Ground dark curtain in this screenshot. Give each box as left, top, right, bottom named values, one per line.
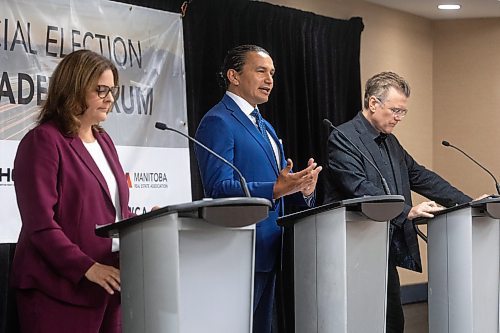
left=118, top=0, right=363, bottom=203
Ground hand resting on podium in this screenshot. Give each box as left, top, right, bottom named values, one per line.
left=407, top=201, right=443, bottom=220
left=472, top=194, right=496, bottom=201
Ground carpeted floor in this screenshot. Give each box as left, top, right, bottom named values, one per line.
left=404, top=302, right=428, bottom=333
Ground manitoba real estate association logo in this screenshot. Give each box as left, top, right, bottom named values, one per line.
left=126, top=171, right=168, bottom=189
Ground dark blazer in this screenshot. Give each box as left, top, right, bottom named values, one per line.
left=325, top=112, right=471, bottom=271
left=195, top=94, right=303, bottom=272
left=11, top=121, right=132, bottom=306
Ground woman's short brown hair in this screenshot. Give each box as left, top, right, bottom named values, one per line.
left=38, top=49, right=119, bottom=135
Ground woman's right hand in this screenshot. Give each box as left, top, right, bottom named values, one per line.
left=84, top=262, right=121, bottom=295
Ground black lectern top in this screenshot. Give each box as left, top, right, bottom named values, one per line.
left=96, top=197, right=272, bottom=238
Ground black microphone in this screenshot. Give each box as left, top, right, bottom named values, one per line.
left=442, top=140, right=500, bottom=195
left=323, top=119, right=391, bottom=195
left=155, top=122, right=251, bottom=197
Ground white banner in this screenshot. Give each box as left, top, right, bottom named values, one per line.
left=0, top=0, right=191, bottom=243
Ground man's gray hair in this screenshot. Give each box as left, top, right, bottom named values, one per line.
left=363, top=71, right=410, bottom=109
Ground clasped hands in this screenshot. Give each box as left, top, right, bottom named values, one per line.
left=273, top=158, right=322, bottom=199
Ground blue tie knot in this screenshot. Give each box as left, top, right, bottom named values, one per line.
left=251, top=109, right=267, bottom=137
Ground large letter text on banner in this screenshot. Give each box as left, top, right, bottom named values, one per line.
left=0, top=0, right=190, bottom=242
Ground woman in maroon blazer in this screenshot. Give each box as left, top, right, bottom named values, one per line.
left=11, top=50, right=133, bottom=333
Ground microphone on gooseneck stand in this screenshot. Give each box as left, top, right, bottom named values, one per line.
left=442, top=140, right=500, bottom=195
left=155, top=122, right=251, bottom=198
left=323, top=119, right=391, bottom=195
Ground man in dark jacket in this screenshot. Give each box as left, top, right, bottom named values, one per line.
left=325, top=71, right=472, bottom=333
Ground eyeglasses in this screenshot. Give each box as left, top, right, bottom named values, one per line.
left=374, top=97, right=408, bottom=118
left=96, top=85, right=120, bottom=99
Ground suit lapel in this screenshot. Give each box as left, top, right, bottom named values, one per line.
left=95, top=132, right=129, bottom=218
left=266, top=123, right=285, bottom=170
left=358, top=132, right=386, bottom=173
left=386, top=137, right=403, bottom=194
left=353, top=114, right=391, bottom=182
left=223, top=96, right=279, bottom=175
left=68, top=135, right=113, bottom=204
left=354, top=114, right=403, bottom=195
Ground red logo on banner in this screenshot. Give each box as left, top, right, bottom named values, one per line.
left=125, top=172, right=132, bottom=188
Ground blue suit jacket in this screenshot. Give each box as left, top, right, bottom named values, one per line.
left=195, top=94, right=288, bottom=272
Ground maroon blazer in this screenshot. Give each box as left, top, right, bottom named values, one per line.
left=11, top=121, right=133, bottom=306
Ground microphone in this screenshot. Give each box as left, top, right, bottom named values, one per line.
left=155, top=122, right=251, bottom=197
left=442, top=140, right=500, bottom=195
left=323, top=119, right=391, bottom=195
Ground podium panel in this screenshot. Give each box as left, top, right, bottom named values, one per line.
left=280, top=195, right=404, bottom=333
left=96, top=197, right=271, bottom=333
left=422, top=198, right=500, bottom=333
left=345, top=211, right=389, bottom=332
left=120, top=213, right=181, bottom=333
left=293, top=209, right=346, bottom=332
left=178, top=218, right=254, bottom=332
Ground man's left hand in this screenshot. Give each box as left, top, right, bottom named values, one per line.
left=300, top=158, right=322, bottom=197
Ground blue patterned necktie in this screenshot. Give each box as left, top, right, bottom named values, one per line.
left=250, top=108, right=268, bottom=138
left=251, top=108, right=280, bottom=170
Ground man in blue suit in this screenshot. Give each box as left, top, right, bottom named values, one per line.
left=195, top=45, right=322, bottom=333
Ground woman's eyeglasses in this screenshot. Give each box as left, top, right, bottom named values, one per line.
left=96, top=85, right=120, bottom=99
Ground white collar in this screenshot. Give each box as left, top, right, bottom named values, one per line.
left=226, top=91, right=257, bottom=116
